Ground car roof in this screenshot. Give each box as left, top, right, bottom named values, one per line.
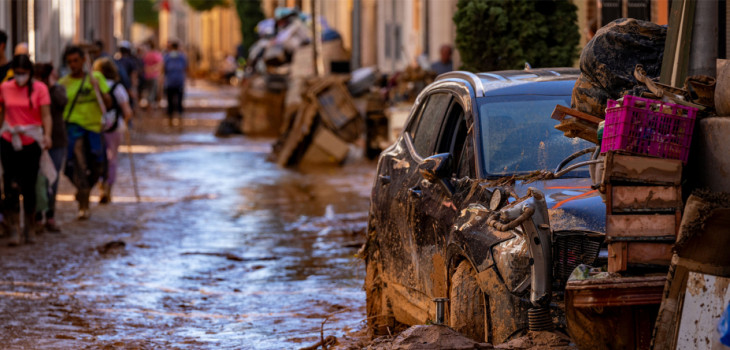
left=435, top=68, right=580, bottom=97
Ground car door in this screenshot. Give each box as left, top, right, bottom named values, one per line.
left=371, top=92, right=453, bottom=298
left=408, top=97, right=476, bottom=298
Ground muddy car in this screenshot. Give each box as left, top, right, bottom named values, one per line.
left=364, top=68, right=606, bottom=344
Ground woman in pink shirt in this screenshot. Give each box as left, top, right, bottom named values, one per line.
left=0, top=54, right=52, bottom=245
left=142, top=40, right=163, bottom=108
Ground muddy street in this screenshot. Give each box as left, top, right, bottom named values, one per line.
left=0, top=84, right=375, bottom=349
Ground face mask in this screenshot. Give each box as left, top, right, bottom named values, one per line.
left=14, top=74, right=29, bottom=87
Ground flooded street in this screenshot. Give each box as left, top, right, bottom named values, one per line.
left=0, top=84, right=375, bottom=349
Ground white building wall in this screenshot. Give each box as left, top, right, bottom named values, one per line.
left=373, top=0, right=458, bottom=73
left=426, top=0, right=459, bottom=69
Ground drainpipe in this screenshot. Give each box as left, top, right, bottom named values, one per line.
left=351, top=0, right=361, bottom=70
left=688, top=0, right=718, bottom=77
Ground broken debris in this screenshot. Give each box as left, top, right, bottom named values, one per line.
left=366, top=325, right=493, bottom=350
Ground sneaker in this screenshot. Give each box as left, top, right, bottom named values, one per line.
left=99, top=183, right=112, bottom=204
left=77, top=209, right=91, bottom=221
left=45, top=218, right=61, bottom=233
left=6, top=214, right=20, bottom=246
left=99, top=193, right=110, bottom=204
left=35, top=221, right=45, bottom=235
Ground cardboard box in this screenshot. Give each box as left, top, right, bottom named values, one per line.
left=301, top=126, right=350, bottom=164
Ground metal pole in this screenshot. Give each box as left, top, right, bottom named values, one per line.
left=124, top=122, right=141, bottom=203
left=688, top=0, right=718, bottom=77
left=351, top=0, right=361, bottom=70
left=313, top=0, right=324, bottom=75
left=311, top=0, right=318, bottom=76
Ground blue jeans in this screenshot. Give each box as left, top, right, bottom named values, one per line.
left=65, top=124, right=104, bottom=210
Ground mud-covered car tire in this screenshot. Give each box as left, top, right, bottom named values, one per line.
left=449, top=261, right=487, bottom=342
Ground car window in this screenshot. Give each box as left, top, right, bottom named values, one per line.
left=456, top=133, right=475, bottom=178
left=436, top=101, right=465, bottom=155
left=411, top=93, right=452, bottom=157
left=406, top=100, right=426, bottom=140
left=453, top=116, right=474, bottom=178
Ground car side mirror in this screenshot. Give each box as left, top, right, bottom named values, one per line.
left=419, top=153, right=455, bottom=196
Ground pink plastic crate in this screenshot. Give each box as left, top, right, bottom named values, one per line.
left=600, top=95, right=697, bottom=164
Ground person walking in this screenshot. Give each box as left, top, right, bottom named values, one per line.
left=93, top=58, right=132, bottom=204
left=114, top=41, right=138, bottom=106
left=58, top=45, right=111, bottom=220
left=33, top=63, right=67, bottom=232
left=0, top=54, right=52, bottom=245
left=142, top=40, right=163, bottom=109
left=430, top=44, right=454, bottom=76
left=163, top=41, right=187, bottom=124
left=0, top=31, right=11, bottom=82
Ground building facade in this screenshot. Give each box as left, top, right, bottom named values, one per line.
left=0, top=0, right=133, bottom=68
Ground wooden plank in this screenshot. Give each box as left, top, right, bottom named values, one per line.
left=659, top=0, right=696, bottom=87
left=607, top=214, right=677, bottom=237
left=609, top=242, right=674, bottom=272
left=610, top=186, right=682, bottom=212
left=555, top=118, right=599, bottom=144
left=608, top=242, right=627, bottom=273
left=627, top=242, right=674, bottom=265
left=566, top=276, right=665, bottom=307
left=603, top=152, right=682, bottom=185
left=550, top=105, right=603, bottom=124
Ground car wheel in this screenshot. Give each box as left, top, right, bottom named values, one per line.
left=449, top=260, right=487, bottom=342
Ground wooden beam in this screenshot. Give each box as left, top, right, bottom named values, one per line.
left=551, top=105, right=603, bottom=124
left=660, top=0, right=697, bottom=87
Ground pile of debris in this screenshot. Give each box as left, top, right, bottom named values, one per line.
left=215, top=8, right=439, bottom=166
left=550, top=15, right=730, bottom=350
left=270, top=75, right=364, bottom=166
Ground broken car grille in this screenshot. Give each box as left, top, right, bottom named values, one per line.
left=553, top=231, right=603, bottom=288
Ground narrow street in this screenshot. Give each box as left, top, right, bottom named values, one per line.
left=0, top=83, right=374, bottom=349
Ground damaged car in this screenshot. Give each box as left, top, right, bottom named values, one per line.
left=364, top=68, right=606, bottom=344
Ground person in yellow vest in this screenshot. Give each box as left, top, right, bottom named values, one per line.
left=58, top=45, right=111, bottom=220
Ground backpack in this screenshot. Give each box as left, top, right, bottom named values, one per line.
left=102, top=81, right=123, bottom=133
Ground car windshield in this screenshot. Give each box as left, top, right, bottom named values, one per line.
left=478, top=95, right=592, bottom=177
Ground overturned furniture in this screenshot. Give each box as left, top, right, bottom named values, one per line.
left=238, top=74, right=287, bottom=137
left=272, top=76, right=364, bottom=167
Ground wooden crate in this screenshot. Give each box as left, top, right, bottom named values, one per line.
left=566, top=276, right=665, bottom=350
left=609, top=185, right=682, bottom=213
left=603, top=152, right=682, bottom=186
left=606, top=214, right=679, bottom=238
left=608, top=241, right=674, bottom=273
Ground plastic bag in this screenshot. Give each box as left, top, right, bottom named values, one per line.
left=40, top=150, right=57, bottom=187
left=719, top=303, right=730, bottom=346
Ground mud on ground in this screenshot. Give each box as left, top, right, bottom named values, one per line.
left=0, top=107, right=375, bottom=349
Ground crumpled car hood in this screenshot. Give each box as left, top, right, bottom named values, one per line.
left=513, top=177, right=605, bottom=233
